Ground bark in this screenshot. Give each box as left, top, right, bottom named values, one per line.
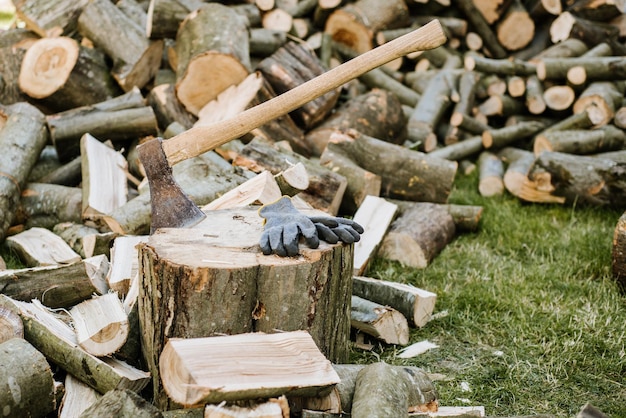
left=496, top=0, right=535, bottom=51
left=533, top=125, right=626, bottom=156
left=0, top=29, right=39, bottom=105
left=146, top=0, right=204, bottom=39
left=0, top=102, right=48, bottom=243
left=18, top=183, right=82, bottom=230
left=147, top=84, right=197, bottom=131
left=351, top=295, right=409, bottom=345
left=464, top=55, right=536, bottom=76
left=78, top=389, right=162, bottom=418
left=0, top=306, right=23, bottom=343
left=53, top=222, right=116, bottom=259
left=15, top=0, right=88, bottom=37
left=450, top=0, right=507, bottom=58
left=478, top=151, right=505, bottom=197
left=351, top=362, right=411, bottom=418
left=482, top=121, right=546, bottom=149
left=550, top=11, right=619, bottom=45
left=573, top=82, right=623, bottom=127
left=612, top=210, right=626, bottom=293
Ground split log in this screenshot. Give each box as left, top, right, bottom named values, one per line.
left=0, top=296, right=150, bottom=395
left=303, top=363, right=437, bottom=415
left=320, top=134, right=382, bottom=214
left=77, top=388, right=163, bottom=418
left=18, top=36, right=121, bottom=111
left=58, top=372, right=102, bottom=418
left=351, top=295, right=409, bottom=345
left=159, top=331, right=340, bottom=407
left=80, top=134, right=128, bottom=223
left=352, top=195, right=397, bottom=276
left=174, top=3, right=250, bottom=115
left=258, top=41, right=339, bottom=130
left=0, top=29, right=39, bottom=105
left=534, top=125, right=626, bottom=156
left=204, top=397, right=288, bottom=418
left=145, top=0, right=204, bottom=39
left=351, top=362, right=414, bottom=418
left=5, top=226, right=81, bottom=267
left=107, top=235, right=150, bottom=295
left=138, top=207, right=353, bottom=408
left=0, top=102, right=48, bottom=242
left=0, top=337, right=56, bottom=417
left=201, top=171, right=283, bottom=211
left=378, top=202, right=456, bottom=268
left=573, top=82, right=623, bottom=127
left=46, top=87, right=157, bottom=163
left=0, top=256, right=109, bottom=309
left=528, top=151, right=626, bottom=207
left=541, top=106, right=599, bottom=133
left=612, top=210, right=626, bottom=292
left=328, top=130, right=457, bottom=203
left=18, top=183, right=82, bottom=230
left=70, top=293, right=129, bottom=357
left=324, top=0, right=410, bottom=54
left=53, top=222, right=116, bottom=259
left=305, top=88, right=406, bottom=157
left=478, top=151, right=505, bottom=197
left=78, top=0, right=163, bottom=91
left=389, top=200, right=483, bottom=232
left=0, top=306, right=23, bottom=343
left=14, top=0, right=88, bottom=37
left=352, top=276, right=436, bottom=328
left=233, top=138, right=347, bottom=215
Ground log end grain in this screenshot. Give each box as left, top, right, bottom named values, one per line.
left=324, top=9, right=373, bottom=54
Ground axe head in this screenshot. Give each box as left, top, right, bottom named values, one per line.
left=137, top=137, right=206, bottom=234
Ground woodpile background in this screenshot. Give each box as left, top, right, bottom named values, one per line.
left=0, top=0, right=625, bottom=416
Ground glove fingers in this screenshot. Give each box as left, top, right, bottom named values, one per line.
left=269, top=227, right=287, bottom=257
left=283, top=223, right=300, bottom=257
left=316, top=223, right=339, bottom=244
left=335, top=225, right=361, bottom=243
left=337, top=218, right=364, bottom=234
left=308, top=216, right=339, bottom=228
left=259, top=231, right=272, bottom=255
left=299, top=220, right=320, bottom=249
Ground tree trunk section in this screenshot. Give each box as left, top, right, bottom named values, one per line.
left=351, top=362, right=411, bottom=418
left=14, top=0, right=89, bottom=37
left=174, top=3, right=250, bottom=115
left=138, top=207, right=353, bottom=409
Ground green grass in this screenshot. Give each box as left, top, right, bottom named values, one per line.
left=356, top=172, right=626, bottom=417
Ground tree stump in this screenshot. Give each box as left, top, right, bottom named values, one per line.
left=138, top=207, right=353, bottom=409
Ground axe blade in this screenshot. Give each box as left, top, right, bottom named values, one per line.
left=137, top=137, right=206, bottom=234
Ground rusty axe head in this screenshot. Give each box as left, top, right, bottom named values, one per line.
left=137, top=137, right=206, bottom=234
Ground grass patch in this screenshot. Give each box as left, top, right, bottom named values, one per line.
left=357, top=172, right=626, bottom=417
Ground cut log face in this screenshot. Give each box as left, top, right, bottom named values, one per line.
left=19, top=37, right=79, bottom=99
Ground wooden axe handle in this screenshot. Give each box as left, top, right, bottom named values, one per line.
left=163, top=20, right=447, bottom=166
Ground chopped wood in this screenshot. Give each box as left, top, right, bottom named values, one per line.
left=351, top=362, right=416, bottom=418
left=0, top=337, right=56, bottom=417
left=80, top=134, right=128, bottom=222
left=465, top=56, right=536, bottom=76
left=428, top=135, right=483, bottom=161
left=573, top=82, right=624, bottom=127
left=0, top=102, right=48, bottom=242
left=159, top=331, right=340, bottom=407
left=478, top=93, right=526, bottom=117
left=549, top=11, right=620, bottom=45
left=352, top=276, right=437, bottom=328
left=379, top=202, right=456, bottom=269
left=77, top=0, right=163, bottom=91
left=201, top=170, right=283, bottom=211
left=534, top=125, right=626, bottom=156
left=5, top=226, right=81, bottom=267
left=496, top=0, right=534, bottom=51
left=70, top=292, right=129, bottom=357
left=107, top=235, right=149, bottom=295
left=305, top=88, right=406, bottom=156
left=262, top=7, right=293, bottom=32
left=542, top=85, right=575, bottom=111
left=18, top=36, right=121, bottom=111
left=250, top=27, right=288, bottom=57
left=352, top=195, right=398, bottom=276
left=351, top=295, right=409, bottom=345
left=537, top=57, right=626, bottom=83
left=38, top=156, right=82, bottom=186
left=147, top=83, right=197, bottom=131
left=53, top=222, right=115, bottom=259
left=174, top=3, right=250, bottom=116
left=19, top=183, right=83, bottom=230
left=58, top=373, right=101, bottom=418
left=204, top=396, right=289, bottom=418
left=0, top=256, right=109, bottom=309
left=612, top=211, right=626, bottom=291
left=14, top=0, right=88, bottom=37
left=482, top=120, right=546, bottom=149
left=567, top=0, right=625, bottom=21
left=258, top=41, right=339, bottom=130
left=451, top=0, right=507, bottom=58
left=77, top=388, right=162, bottom=418
left=0, top=306, right=23, bottom=343
left=389, top=200, right=484, bottom=233
left=0, top=296, right=150, bottom=394
left=304, top=363, right=438, bottom=415
left=524, top=0, right=562, bottom=17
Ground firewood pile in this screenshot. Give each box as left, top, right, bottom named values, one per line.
left=0, top=0, right=625, bottom=416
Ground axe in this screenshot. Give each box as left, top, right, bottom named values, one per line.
left=137, top=20, right=447, bottom=233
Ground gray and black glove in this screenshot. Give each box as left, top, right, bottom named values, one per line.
left=258, top=196, right=319, bottom=257
left=309, top=216, right=364, bottom=244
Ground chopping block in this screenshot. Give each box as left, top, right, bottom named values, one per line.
left=137, top=206, right=353, bottom=409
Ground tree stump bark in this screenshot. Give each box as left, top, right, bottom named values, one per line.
left=174, top=3, right=250, bottom=116
left=138, top=207, right=353, bottom=409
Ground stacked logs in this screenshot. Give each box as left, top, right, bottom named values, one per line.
left=1, top=0, right=626, bottom=415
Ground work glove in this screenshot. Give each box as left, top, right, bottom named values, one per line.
left=309, top=216, right=364, bottom=244
left=259, top=196, right=320, bottom=257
